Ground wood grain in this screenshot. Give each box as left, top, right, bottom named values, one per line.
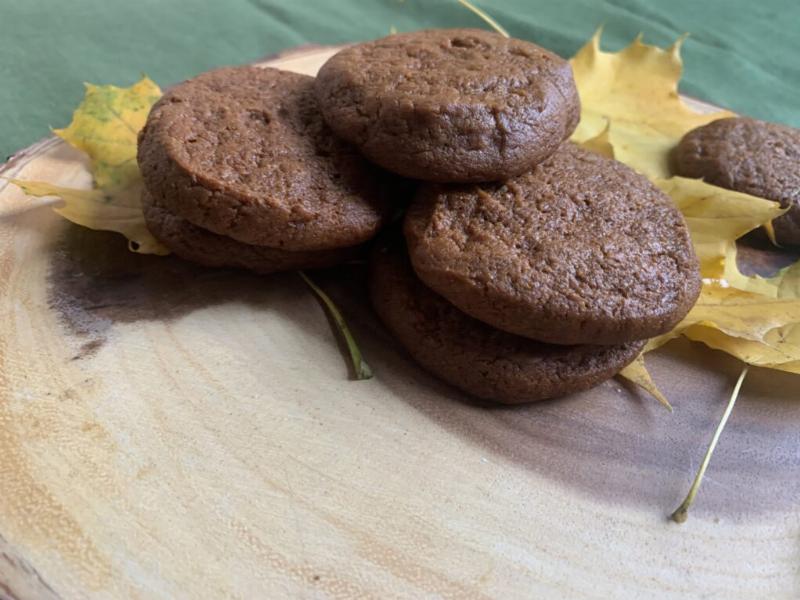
left=0, top=46, right=798, bottom=599
left=0, top=534, right=60, bottom=600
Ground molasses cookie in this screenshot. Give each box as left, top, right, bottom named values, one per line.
left=370, top=240, right=644, bottom=404
left=138, top=66, right=391, bottom=251
left=315, top=29, right=580, bottom=182
left=674, top=117, right=800, bottom=246
left=141, top=191, right=357, bottom=273
left=405, top=143, right=701, bottom=345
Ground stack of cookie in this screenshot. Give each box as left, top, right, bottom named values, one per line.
left=138, top=67, right=392, bottom=273
left=314, top=29, right=701, bottom=403
left=138, top=29, right=702, bottom=404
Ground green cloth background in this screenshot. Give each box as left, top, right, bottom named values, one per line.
left=2, top=0, right=798, bottom=159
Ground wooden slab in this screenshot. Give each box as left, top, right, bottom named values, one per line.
left=0, top=46, right=799, bottom=599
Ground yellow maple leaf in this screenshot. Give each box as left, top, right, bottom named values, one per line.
left=54, top=78, right=161, bottom=189
left=673, top=287, right=800, bottom=372
left=618, top=354, right=672, bottom=410
left=624, top=283, right=800, bottom=402
left=684, top=325, right=800, bottom=374
left=9, top=77, right=167, bottom=255
left=668, top=285, right=800, bottom=342
left=8, top=180, right=166, bottom=255
left=656, top=177, right=786, bottom=279
left=775, top=262, right=800, bottom=299
left=570, top=30, right=735, bottom=179
left=763, top=323, right=800, bottom=373
left=578, top=121, right=614, bottom=159
left=570, top=32, right=800, bottom=401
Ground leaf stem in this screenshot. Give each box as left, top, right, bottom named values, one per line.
left=298, top=271, right=373, bottom=381
left=456, top=0, right=510, bottom=38
left=670, top=365, right=749, bottom=523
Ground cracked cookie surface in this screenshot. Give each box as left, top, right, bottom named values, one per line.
left=315, top=29, right=580, bottom=182
left=404, top=143, right=701, bottom=345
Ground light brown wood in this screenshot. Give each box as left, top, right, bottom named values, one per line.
left=0, top=46, right=798, bottom=599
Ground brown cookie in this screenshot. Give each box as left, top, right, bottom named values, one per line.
left=405, top=143, right=701, bottom=346
left=142, top=191, right=358, bottom=273
left=138, top=66, right=391, bottom=251
left=673, top=117, right=800, bottom=247
left=314, top=29, right=580, bottom=182
left=370, top=239, right=644, bottom=404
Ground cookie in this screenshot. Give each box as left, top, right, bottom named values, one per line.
left=673, top=117, right=800, bottom=246
left=142, top=191, right=357, bottom=273
left=370, top=240, right=644, bottom=404
left=405, top=143, right=701, bottom=345
left=138, top=66, right=391, bottom=251
left=314, top=29, right=580, bottom=182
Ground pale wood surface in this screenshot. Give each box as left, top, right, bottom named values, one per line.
left=0, top=46, right=798, bottom=600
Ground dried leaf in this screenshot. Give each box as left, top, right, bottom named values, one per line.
left=656, top=177, right=786, bottom=280
left=10, top=77, right=165, bottom=254
left=53, top=78, right=162, bottom=189
left=8, top=180, right=167, bottom=255
left=570, top=30, right=735, bottom=179
left=776, top=262, right=800, bottom=299
left=680, top=286, right=800, bottom=340
left=579, top=121, right=614, bottom=159
left=762, top=322, right=800, bottom=373
left=618, top=354, right=672, bottom=410
left=643, top=285, right=800, bottom=374
left=684, top=324, right=800, bottom=373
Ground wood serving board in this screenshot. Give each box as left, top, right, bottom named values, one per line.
left=0, top=46, right=799, bottom=600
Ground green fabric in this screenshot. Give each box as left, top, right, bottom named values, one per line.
left=2, top=0, right=798, bottom=159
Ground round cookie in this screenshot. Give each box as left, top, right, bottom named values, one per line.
left=404, top=143, right=701, bottom=346
left=314, top=29, right=580, bottom=182
left=370, top=240, right=645, bottom=404
left=142, top=191, right=358, bottom=274
left=138, top=66, right=391, bottom=251
left=673, top=117, right=800, bottom=247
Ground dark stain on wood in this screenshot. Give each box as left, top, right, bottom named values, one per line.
left=46, top=223, right=800, bottom=521
left=70, top=339, right=104, bottom=361
left=317, top=266, right=800, bottom=522
left=47, top=224, right=297, bottom=358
